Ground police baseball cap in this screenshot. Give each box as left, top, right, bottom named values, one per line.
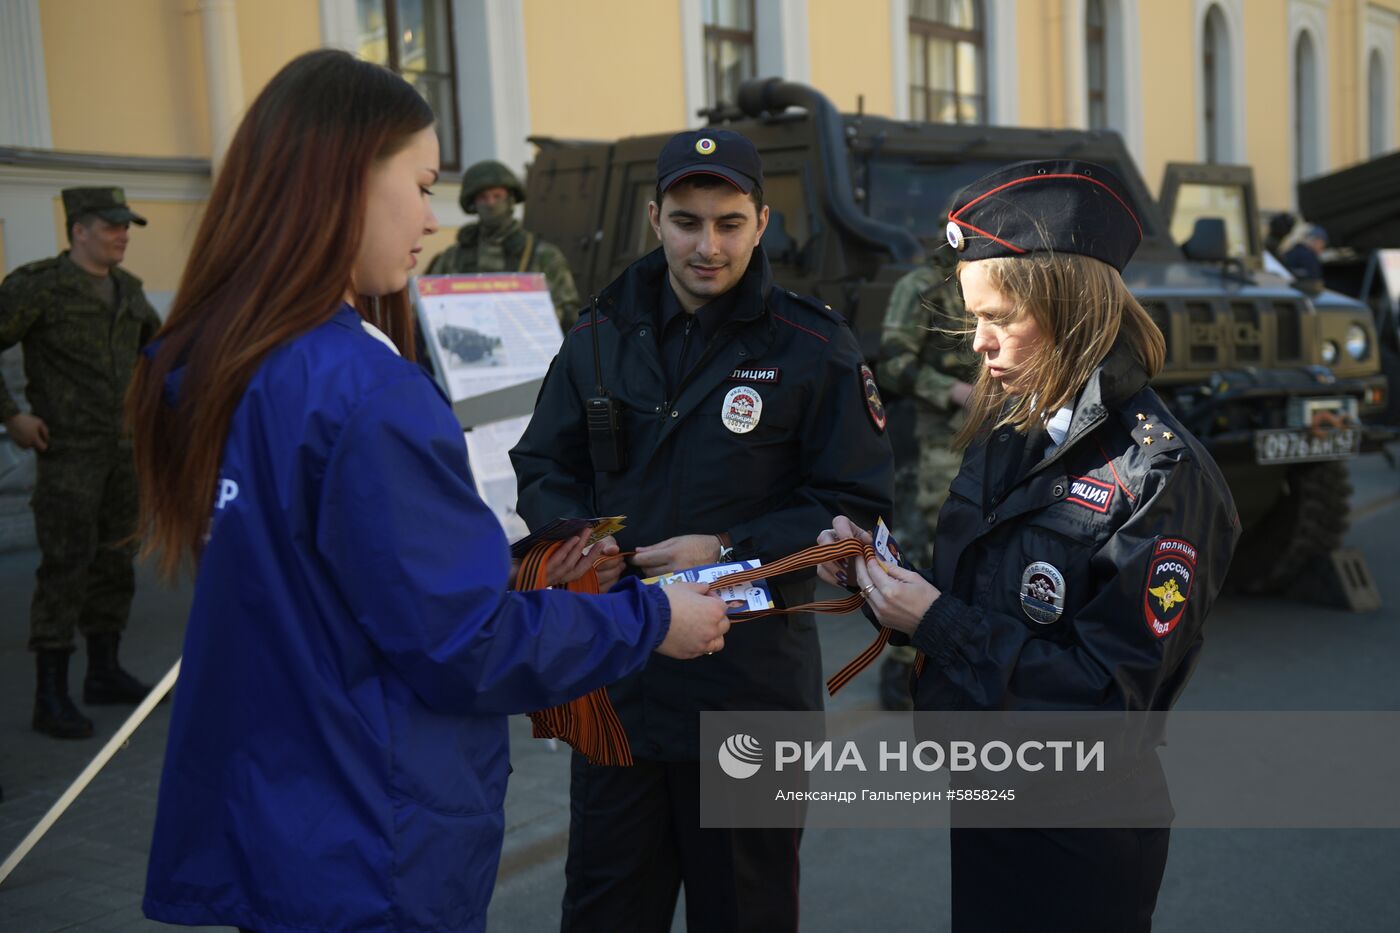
left=944, top=160, right=1142, bottom=272
left=656, top=129, right=764, bottom=195
left=61, top=187, right=148, bottom=227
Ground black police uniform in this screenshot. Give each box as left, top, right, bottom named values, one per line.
left=910, top=344, right=1237, bottom=932
left=511, top=244, right=893, bottom=932
left=892, top=161, right=1240, bottom=933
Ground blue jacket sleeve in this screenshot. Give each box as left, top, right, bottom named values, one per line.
left=315, top=372, right=670, bottom=716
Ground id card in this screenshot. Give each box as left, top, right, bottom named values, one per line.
left=643, top=560, right=775, bottom=616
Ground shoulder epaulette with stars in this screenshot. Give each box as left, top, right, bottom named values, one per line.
left=1124, top=409, right=1184, bottom=453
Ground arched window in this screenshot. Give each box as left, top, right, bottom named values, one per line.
left=1370, top=48, right=1389, bottom=158
left=1086, top=0, right=1108, bottom=129
left=1294, top=30, right=1320, bottom=181
left=1202, top=5, right=1230, bottom=163
left=909, top=0, right=986, bottom=124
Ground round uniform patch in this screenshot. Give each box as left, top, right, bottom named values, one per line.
left=1143, top=538, right=1196, bottom=638
left=1020, top=561, right=1066, bottom=625
left=695, top=137, right=717, bottom=155
left=946, top=220, right=966, bottom=250
left=722, top=385, right=763, bottom=434
left=860, top=363, right=887, bottom=433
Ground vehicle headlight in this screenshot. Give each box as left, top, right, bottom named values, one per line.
left=1345, top=324, right=1369, bottom=361
left=1321, top=339, right=1339, bottom=366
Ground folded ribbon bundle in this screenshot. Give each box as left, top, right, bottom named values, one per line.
left=517, top=537, right=898, bottom=766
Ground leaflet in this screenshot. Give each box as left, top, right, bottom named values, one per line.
left=873, top=517, right=911, bottom=572
left=509, top=515, right=627, bottom=559
left=643, top=560, right=775, bottom=616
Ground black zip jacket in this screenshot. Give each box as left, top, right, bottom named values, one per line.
left=512, top=246, right=894, bottom=759
left=909, top=342, right=1240, bottom=713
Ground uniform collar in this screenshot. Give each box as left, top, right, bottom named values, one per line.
left=1063, top=339, right=1149, bottom=438
left=658, top=275, right=742, bottom=344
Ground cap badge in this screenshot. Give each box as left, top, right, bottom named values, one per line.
left=946, top=220, right=966, bottom=251
left=721, top=385, right=762, bottom=434
left=695, top=137, right=717, bottom=156
left=112, top=189, right=125, bottom=205
left=1020, top=561, right=1066, bottom=624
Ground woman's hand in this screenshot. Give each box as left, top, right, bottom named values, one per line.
left=815, top=515, right=872, bottom=588
left=853, top=554, right=941, bottom=635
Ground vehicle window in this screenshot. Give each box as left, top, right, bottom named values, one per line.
left=866, top=159, right=1008, bottom=239
left=1169, top=182, right=1251, bottom=260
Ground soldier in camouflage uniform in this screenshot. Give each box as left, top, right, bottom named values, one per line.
left=0, top=187, right=161, bottom=738
left=875, top=244, right=978, bottom=710
left=426, top=160, right=581, bottom=330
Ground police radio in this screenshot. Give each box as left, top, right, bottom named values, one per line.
left=585, top=297, right=627, bottom=472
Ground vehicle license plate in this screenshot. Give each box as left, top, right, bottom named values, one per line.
left=1253, top=427, right=1360, bottom=464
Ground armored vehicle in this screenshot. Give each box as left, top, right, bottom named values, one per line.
left=524, top=78, right=1389, bottom=595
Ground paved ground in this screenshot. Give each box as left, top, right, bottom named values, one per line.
left=1, top=451, right=1398, bottom=931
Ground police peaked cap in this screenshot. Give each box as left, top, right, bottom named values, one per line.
left=944, top=159, right=1143, bottom=272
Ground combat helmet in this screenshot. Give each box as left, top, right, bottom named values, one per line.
left=460, top=160, right=525, bottom=213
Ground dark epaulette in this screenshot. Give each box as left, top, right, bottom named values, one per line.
left=783, top=289, right=845, bottom=324
left=1118, top=405, right=1187, bottom=456
left=568, top=300, right=610, bottom=336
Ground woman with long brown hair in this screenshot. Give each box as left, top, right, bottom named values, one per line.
left=819, top=160, right=1240, bottom=931
left=131, top=49, right=728, bottom=932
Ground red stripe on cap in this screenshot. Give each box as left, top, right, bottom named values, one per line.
left=953, top=172, right=1144, bottom=239
left=953, top=220, right=1028, bottom=254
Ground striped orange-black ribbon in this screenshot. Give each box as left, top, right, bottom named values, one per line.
left=519, top=540, right=637, bottom=767
left=519, top=537, right=907, bottom=767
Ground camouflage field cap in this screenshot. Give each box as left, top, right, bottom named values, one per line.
left=61, top=187, right=148, bottom=227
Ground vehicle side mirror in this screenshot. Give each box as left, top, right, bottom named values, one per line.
left=1182, top=217, right=1229, bottom=262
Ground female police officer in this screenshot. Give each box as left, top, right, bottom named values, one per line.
left=820, top=159, right=1240, bottom=932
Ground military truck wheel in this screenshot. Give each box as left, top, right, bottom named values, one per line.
left=1229, top=462, right=1351, bottom=594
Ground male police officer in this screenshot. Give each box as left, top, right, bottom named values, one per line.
left=512, top=129, right=893, bottom=932
left=0, top=187, right=161, bottom=738
left=426, top=159, right=581, bottom=329
left=875, top=243, right=977, bottom=709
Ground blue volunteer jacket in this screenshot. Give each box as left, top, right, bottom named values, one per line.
left=143, top=305, right=670, bottom=932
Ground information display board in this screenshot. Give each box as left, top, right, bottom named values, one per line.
left=412, top=274, right=564, bottom=540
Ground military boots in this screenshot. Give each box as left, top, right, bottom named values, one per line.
left=83, top=634, right=153, bottom=705
left=33, top=650, right=95, bottom=739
